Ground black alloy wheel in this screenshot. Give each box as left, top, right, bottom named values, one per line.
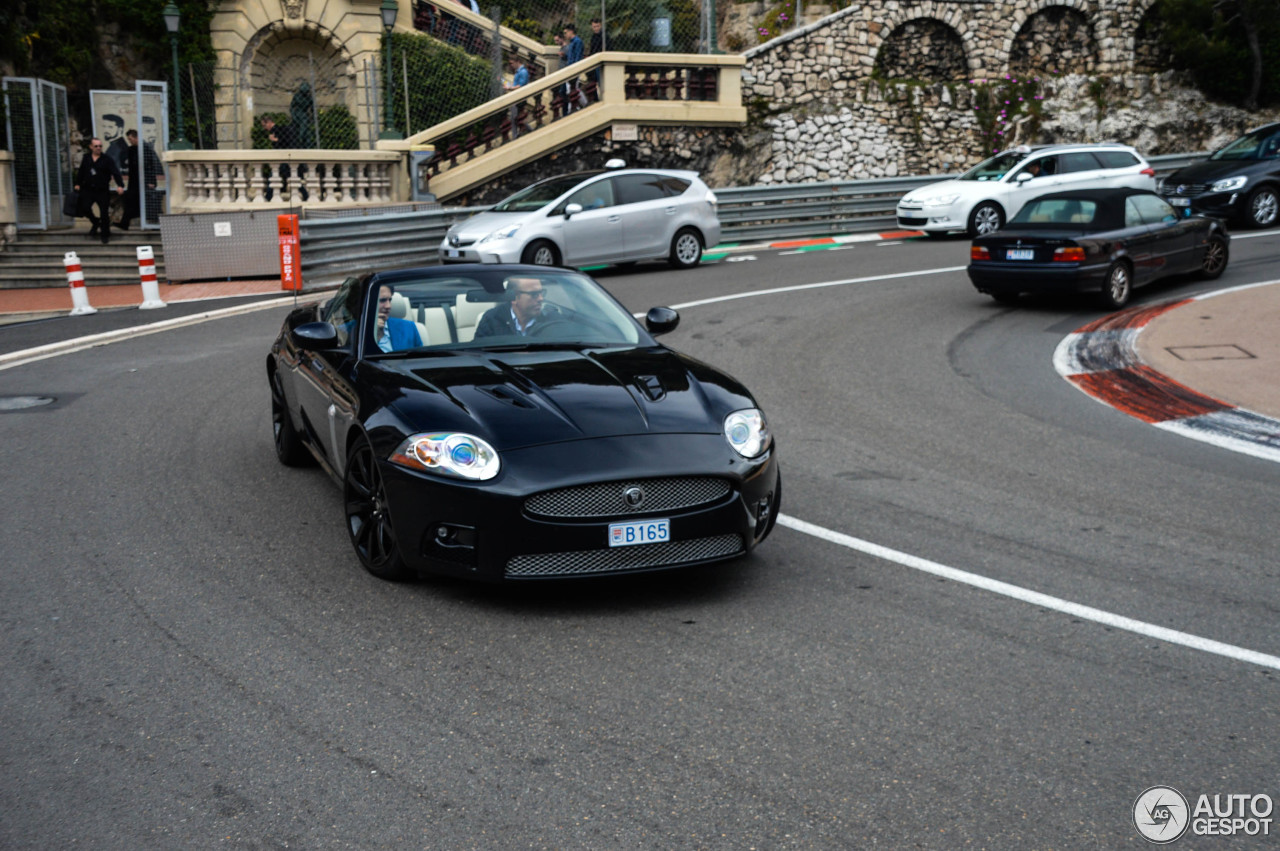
left=521, top=239, right=561, bottom=266
left=344, top=440, right=412, bottom=581
left=1198, top=235, right=1229, bottom=279
left=967, top=202, right=1004, bottom=237
left=1246, top=185, right=1278, bottom=228
left=1099, top=260, right=1132, bottom=310
left=271, top=371, right=313, bottom=467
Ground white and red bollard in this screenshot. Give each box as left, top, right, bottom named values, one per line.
left=65, top=251, right=97, bottom=316
left=137, top=245, right=166, bottom=310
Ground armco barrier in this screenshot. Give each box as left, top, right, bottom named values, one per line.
left=297, top=152, right=1208, bottom=285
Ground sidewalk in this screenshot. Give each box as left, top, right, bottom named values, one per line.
left=0, top=279, right=288, bottom=325
left=1137, top=281, right=1280, bottom=422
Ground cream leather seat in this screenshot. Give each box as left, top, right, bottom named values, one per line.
left=453, top=295, right=497, bottom=342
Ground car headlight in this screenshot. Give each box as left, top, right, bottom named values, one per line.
left=1210, top=175, right=1248, bottom=193
left=479, top=224, right=521, bottom=244
left=723, top=409, right=771, bottom=459
left=389, top=432, right=500, bottom=480
left=918, top=194, right=960, bottom=207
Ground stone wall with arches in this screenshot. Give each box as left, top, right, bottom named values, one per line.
left=730, top=0, right=1240, bottom=184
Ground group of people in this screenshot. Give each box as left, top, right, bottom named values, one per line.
left=551, top=20, right=603, bottom=111
left=74, top=128, right=162, bottom=244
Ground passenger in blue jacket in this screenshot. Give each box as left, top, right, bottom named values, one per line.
left=374, top=285, right=424, bottom=352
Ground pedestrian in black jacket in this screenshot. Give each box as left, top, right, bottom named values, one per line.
left=120, top=129, right=162, bottom=230
left=74, top=138, right=125, bottom=243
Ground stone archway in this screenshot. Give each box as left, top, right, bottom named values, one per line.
left=1008, top=5, right=1098, bottom=75
left=242, top=26, right=363, bottom=148
left=1132, top=3, right=1174, bottom=73
left=873, top=18, right=969, bottom=81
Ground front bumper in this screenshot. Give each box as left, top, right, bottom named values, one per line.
left=896, top=202, right=966, bottom=232
left=1160, top=190, right=1242, bottom=221
left=967, top=261, right=1110, bottom=295
left=379, top=433, right=780, bottom=581
left=439, top=240, right=522, bottom=265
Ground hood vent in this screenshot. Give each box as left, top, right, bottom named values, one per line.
left=478, top=384, right=537, bottom=409
left=634, top=375, right=666, bottom=402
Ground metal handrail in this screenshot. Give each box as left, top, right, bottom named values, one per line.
left=299, top=152, right=1209, bottom=284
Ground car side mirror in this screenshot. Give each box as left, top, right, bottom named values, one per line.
left=564, top=202, right=583, bottom=219
left=645, top=306, right=679, bottom=336
left=1015, top=172, right=1033, bottom=182
left=290, top=321, right=340, bottom=351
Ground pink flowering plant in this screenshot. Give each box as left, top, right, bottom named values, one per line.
left=969, top=72, right=1054, bottom=152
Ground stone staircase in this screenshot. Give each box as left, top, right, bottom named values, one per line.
left=0, top=224, right=167, bottom=290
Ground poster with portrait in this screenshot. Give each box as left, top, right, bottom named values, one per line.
left=89, top=88, right=167, bottom=187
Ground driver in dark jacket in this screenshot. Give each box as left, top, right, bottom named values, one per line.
left=475, top=276, right=546, bottom=337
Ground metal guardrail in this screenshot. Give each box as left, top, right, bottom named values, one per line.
left=713, top=152, right=1208, bottom=242
left=298, top=152, right=1209, bottom=284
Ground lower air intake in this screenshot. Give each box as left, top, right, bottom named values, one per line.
left=505, top=534, right=743, bottom=578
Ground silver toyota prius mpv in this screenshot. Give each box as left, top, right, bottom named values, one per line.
left=440, top=161, right=721, bottom=270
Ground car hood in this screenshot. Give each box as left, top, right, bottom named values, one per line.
left=1163, top=158, right=1264, bottom=185
left=900, top=178, right=989, bottom=203
left=446, top=210, right=535, bottom=241
left=371, top=347, right=751, bottom=451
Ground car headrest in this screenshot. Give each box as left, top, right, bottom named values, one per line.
left=390, top=292, right=411, bottom=319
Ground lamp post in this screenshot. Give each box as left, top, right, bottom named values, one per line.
left=163, top=2, right=193, bottom=150
left=379, top=0, right=402, bottom=140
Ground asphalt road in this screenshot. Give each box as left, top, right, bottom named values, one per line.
left=2, top=232, right=1278, bottom=848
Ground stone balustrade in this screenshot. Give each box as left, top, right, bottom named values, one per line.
left=163, top=150, right=406, bottom=213
left=387, top=53, right=746, bottom=201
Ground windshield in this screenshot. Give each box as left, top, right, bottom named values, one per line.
left=959, top=151, right=1026, bottom=182
left=364, top=268, right=643, bottom=356
left=1210, top=127, right=1280, bottom=161
left=491, top=173, right=604, bottom=212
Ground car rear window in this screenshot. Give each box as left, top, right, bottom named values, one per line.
left=1057, top=152, right=1103, bottom=173
left=613, top=174, right=669, bottom=205
left=1010, top=198, right=1099, bottom=226
left=1094, top=150, right=1140, bottom=169
left=659, top=176, right=691, bottom=195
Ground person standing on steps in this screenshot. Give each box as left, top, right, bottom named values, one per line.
left=74, top=138, right=126, bottom=244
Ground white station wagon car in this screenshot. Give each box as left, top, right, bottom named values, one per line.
left=440, top=162, right=721, bottom=270
left=896, top=144, right=1157, bottom=237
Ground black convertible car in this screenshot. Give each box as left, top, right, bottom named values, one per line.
left=267, top=264, right=780, bottom=582
left=967, top=188, right=1230, bottom=309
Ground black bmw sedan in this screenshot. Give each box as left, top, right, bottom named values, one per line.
left=966, top=188, right=1229, bottom=309
left=267, top=265, right=780, bottom=582
left=1159, top=122, right=1280, bottom=229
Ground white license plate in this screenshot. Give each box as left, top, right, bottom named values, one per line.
left=1006, top=248, right=1035, bottom=260
left=609, top=518, right=670, bottom=547
left=445, top=248, right=462, bottom=258
left=1169, top=197, right=1190, bottom=206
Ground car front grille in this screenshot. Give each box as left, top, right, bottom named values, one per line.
left=1163, top=183, right=1209, bottom=197
left=524, top=477, right=731, bottom=519
left=505, top=534, right=744, bottom=578
left=898, top=216, right=927, bottom=226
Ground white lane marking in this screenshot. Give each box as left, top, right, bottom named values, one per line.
left=878, top=241, right=903, bottom=246
left=779, top=514, right=1280, bottom=671
left=670, top=266, right=967, bottom=311
left=0, top=295, right=324, bottom=372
